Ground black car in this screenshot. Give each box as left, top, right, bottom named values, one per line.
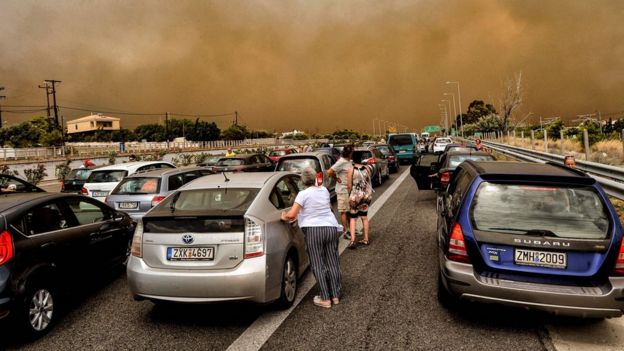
left=0, top=174, right=44, bottom=194
left=375, top=144, right=400, bottom=173
left=430, top=150, right=496, bottom=191
left=352, top=147, right=390, bottom=186
left=208, top=153, right=274, bottom=174
left=0, top=192, right=134, bottom=337
left=61, top=167, right=98, bottom=193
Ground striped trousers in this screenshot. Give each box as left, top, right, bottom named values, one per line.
left=302, top=226, right=342, bottom=300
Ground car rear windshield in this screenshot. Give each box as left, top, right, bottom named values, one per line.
left=277, top=158, right=321, bottom=172
left=112, top=177, right=161, bottom=194
left=270, top=151, right=286, bottom=157
left=472, top=183, right=609, bottom=239
left=389, top=135, right=414, bottom=146
left=448, top=154, right=494, bottom=168
left=66, top=169, right=92, bottom=181
left=217, top=158, right=245, bottom=166
left=144, top=217, right=245, bottom=233
left=352, top=151, right=373, bottom=163
left=87, top=170, right=128, bottom=183
left=166, top=188, right=259, bottom=211
left=436, top=138, right=451, bottom=144
left=377, top=146, right=392, bottom=155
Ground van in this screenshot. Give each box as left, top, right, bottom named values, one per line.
left=387, top=133, right=419, bottom=163
left=82, top=161, right=175, bottom=202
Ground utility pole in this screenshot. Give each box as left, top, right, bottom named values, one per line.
left=38, top=83, right=51, bottom=122
left=165, top=112, right=170, bottom=149
left=0, top=87, right=5, bottom=128
left=235, top=111, right=238, bottom=125
left=44, top=80, right=61, bottom=130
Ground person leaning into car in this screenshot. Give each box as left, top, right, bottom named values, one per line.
left=281, top=167, right=343, bottom=309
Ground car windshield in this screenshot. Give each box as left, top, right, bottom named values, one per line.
left=112, top=177, right=161, bottom=194
left=448, top=154, right=494, bottom=168
left=87, top=170, right=127, bottom=183
left=65, top=169, right=92, bottom=181
left=217, top=158, right=245, bottom=166
left=169, top=188, right=259, bottom=211
left=472, top=183, right=609, bottom=239
left=270, top=151, right=286, bottom=157
left=389, top=135, right=413, bottom=146
left=277, top=158, right=321, bottom=172
left=377, top=146, right=391, bottom=154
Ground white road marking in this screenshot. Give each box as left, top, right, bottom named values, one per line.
left=548, top=317, right=624, bottom=351
left=226, top=168, right=411, bottom=351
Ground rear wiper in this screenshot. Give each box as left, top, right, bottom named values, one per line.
left=170, top=192, right=181, bottom=213
left=488, top=227, right=558, bottom=237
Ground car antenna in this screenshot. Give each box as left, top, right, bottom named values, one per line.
left=223, top=171, right=230, bottom=182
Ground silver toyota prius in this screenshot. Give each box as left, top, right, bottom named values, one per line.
left=127, top=171, right=309, bottom=307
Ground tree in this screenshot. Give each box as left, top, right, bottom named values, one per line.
left=221, top=124, right=249, bottom=140
left=134, top=124, right=166, bottom=141
left=546, top=119, right=565, bottom=140
left=475, top=113, right=503, bottom=132
left=463, top=100, right=497, bottom=125
left=499, top=71, right=523, bottom=133
left=188, top=120, right=220, bottom=141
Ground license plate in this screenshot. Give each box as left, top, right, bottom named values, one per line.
left=514, top=249, right=566, bottom=269
left=92, top=191, right=109, bottom=197
left=167, top=247, right=214, bottom=261
left=118, top=202, right=138, bottom=209
left=399, top=150, right=406, bottom=153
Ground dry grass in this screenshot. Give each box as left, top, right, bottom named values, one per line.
left=609, top=197, right=624, bottom=225
left=592, top=140, right=624, bottom=164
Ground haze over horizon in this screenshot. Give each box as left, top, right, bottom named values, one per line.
left=1, top=0, right=623, bottom=133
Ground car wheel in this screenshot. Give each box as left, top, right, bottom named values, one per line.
left=19, top=281, right=57, bottom=338
left=275, top=255, right=297, bottom=309
left=437, top=271, right=458, bottom=309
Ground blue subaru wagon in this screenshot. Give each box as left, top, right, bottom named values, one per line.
left=437, top=161, right=624, bottom=318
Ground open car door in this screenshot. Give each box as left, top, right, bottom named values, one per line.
left=410, top=153, right=439, bottom=190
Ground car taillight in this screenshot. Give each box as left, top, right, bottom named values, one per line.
left=244, top=217, right=264, bottom=259
left=447, top=223, right=470, bottom=263
left=131, top=220, right=143, bottom=258
left=0, top=230, right=14, bottom=265
left=440, top=171, right=450, bottom=187
left=151, top=195, right=166, bottom=207
left=612, top=238, right=624, bottom=275
left=316, top=172, right=324, bottom=186
left=388, top=155, right=395, bottom=161
left=80, top=187, right=88, bottom=195
left=367, top=158, right=376, bottom=165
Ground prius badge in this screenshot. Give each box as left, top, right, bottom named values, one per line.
left=182, top=234, right=194, bottom=245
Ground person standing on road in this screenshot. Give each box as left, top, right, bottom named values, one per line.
left=281, top=167, right=343, bottom=308
left=475, top=138, right=484, bottom=151
left=225, top=147, right=236, bottom=157
left=328, top=145, right=354, bottom=238
left=346, top=161, right=374, bottom=249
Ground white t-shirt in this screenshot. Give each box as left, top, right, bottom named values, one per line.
left=294, top=186, right=342, bottom=229
left=331, top=157, right=353, bottom=194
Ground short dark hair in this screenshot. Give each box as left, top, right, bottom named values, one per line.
left=341, top=145, right=353, bottom=158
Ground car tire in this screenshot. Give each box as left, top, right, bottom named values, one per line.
left=437, top=271, right=458, bottom=309
left=275, top=255, right=298, bottom=309
left=18, top=280, right=57, bottom=338
left=122, top=238, right=132, bottom=266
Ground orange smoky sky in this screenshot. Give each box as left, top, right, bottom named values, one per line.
left=1, top=0, right=624, bottom=133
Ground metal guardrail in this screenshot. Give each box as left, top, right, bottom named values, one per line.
left=483, top=140, right=624, bottom=200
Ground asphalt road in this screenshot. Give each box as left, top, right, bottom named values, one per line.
left=4, top=166, right=617, bottom=350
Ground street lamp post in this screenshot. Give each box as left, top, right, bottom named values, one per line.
left=446, top=81, right=464, bottom=137
left=444, top=93, right=457, bottom=136
left=441, top=99, right=452, bottom=135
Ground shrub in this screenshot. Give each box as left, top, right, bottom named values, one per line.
left=108, top=151, right=118, bottom=165
left=194, top=153, right=209, bottom=165
left=0, top=164, right=18, bottom=176
left=55, top=160, right=72, bottom=181
left=24, top=164, right=48, bottom=185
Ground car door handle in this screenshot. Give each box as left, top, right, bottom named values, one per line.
left=40, top=242, right=57, bottom=250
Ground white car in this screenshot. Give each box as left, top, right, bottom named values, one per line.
left=82, top=161, right=175, bottom=201
left=433, top=137, right=452, bottom=153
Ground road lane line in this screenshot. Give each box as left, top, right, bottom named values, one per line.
left=226, top=168, right=411, bottom=351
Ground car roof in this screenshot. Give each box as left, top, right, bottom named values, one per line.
left=279, top=152, right=324, bottom=159
left=181, top=171, right=292, bottom=189
left=89, top=161, right=174, bottom=172
left=0, top=192, right=71, bottom=212
left=353, top=147, right=373, bottom=151
left=463, top=161, right=593, bottom=184
left=126, top=167, right=206, bottom=178
left=446, top=150, right=492, bottom=157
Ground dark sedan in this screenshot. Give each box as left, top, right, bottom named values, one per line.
left=61, top=167, right=98, bottom=193
left=0, top=174, right=44, bottom=194
left=208, top=153, right=275, bottom=173
left=431, top=150, right=496, bottom=191
left=0, top=192, right=134, bottom=337
left=375, top=144, right=400, bottom=173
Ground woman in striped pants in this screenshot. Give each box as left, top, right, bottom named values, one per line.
left=281, top=167, right=343, bottom=308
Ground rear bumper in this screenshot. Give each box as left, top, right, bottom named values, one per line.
left=396, top=152, right=417, bottom=161
left=440, top=256, right=624, bottom=318
left=127, top=255, right=268, bottom=303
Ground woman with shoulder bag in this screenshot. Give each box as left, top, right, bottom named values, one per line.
left=346, top=162, right=374, bottom=249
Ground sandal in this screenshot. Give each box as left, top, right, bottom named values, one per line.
left=358, top=239, right=369, bottom=246
left=347, top=241, right=357, bottom=249
left=332, top=297, right=340, bottom=305
left=313, top=295, right=332, bottom=308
